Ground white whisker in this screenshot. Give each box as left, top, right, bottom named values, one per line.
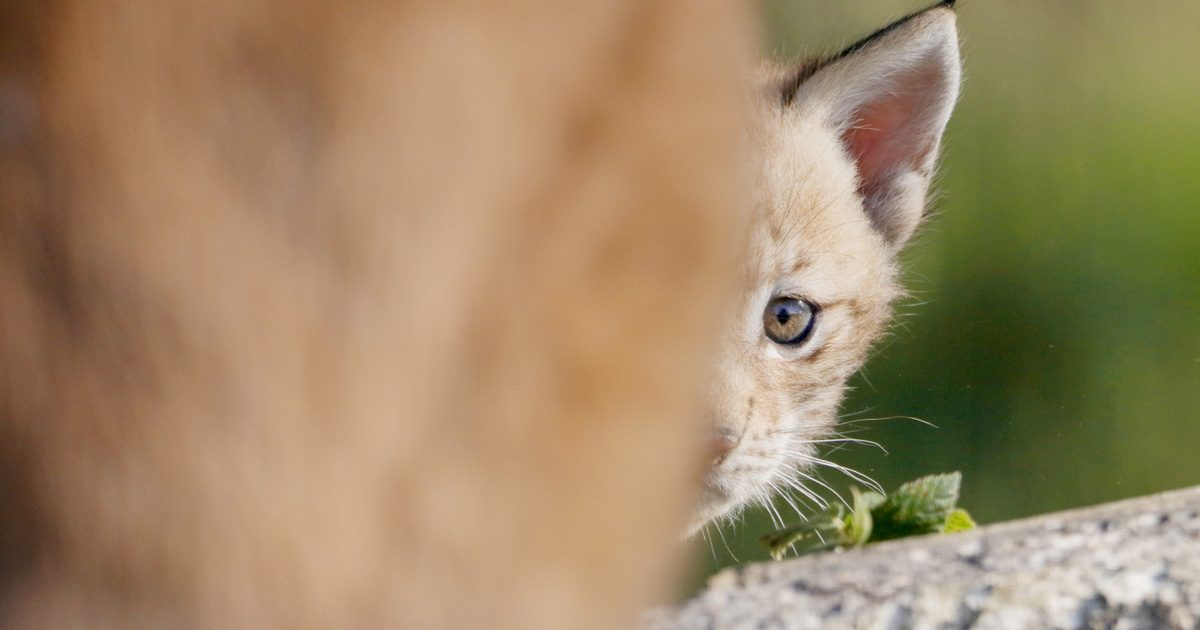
left=776, top=471, right=830, bottom=509
left=783, top=451, right=884, bottom=494
left=702, top=524, right=718, bottom=560
left=759, top=490, right=785, bottom=529
left=773, top=480, right=807, bottom=519
left=798, top=437, right=888, bottom=453
left=714, top=521, right=738, bottom=562
left=782, top=463, right=848, bottom=508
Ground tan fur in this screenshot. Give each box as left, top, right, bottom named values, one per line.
left=0, top=1, right=752, bottom=627
left=692, top=7, right=960, bottom=529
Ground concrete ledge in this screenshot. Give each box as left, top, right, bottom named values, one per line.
left=651, top=485, right=1200, bottom=629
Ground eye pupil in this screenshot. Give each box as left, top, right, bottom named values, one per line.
left=763, top=297, right=817, bottom=345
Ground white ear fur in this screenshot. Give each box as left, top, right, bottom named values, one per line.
left=789, top=6, right=961, bottom=249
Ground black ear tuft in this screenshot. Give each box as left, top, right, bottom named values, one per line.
left=780, top=2, right=958, bottom=107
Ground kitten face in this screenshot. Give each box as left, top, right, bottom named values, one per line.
left=690, top=5, right=961, bottom=532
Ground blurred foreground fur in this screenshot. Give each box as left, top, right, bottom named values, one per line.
left=0, top=2, right=750, bottom=627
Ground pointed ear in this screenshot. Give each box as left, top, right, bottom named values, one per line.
left=785, top=5, right=961, bottom=250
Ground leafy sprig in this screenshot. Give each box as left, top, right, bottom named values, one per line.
left=761, top=472, right=976, bottom=560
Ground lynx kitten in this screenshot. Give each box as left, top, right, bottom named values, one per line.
left=692, top=3, right=962, bottom=531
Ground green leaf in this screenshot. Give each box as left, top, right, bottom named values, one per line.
left=862, top=472, right=962, bottom=542
left=942, top=507, right=977, bottom=533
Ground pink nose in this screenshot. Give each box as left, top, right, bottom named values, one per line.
left=709, top=430, right=739, bottom=464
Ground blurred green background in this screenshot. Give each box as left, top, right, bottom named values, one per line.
left=686, top=0, right=1200, bottom=590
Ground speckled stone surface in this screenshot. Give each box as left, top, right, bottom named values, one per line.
left=651, top=485, right=1200, bottom=629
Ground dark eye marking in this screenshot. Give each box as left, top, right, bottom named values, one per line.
left=762, top=296, right=818, bottom=345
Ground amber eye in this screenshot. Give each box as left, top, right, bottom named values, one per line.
left=763, top=296, right=817, bottom=345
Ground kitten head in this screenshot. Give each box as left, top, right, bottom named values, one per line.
left=691, top=4, right=961, bottom=531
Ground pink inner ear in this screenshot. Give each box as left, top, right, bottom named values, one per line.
left=841, top=62, right=943, bottom=199
left=844, top=100, right=913, bottom=197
